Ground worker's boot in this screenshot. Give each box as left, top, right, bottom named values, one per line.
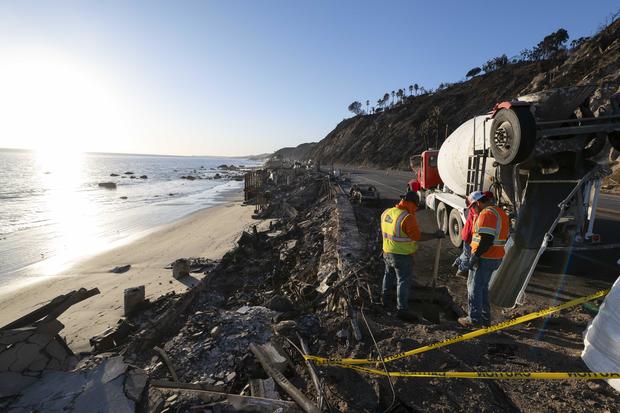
left=458, top=316, right=474, bottom=327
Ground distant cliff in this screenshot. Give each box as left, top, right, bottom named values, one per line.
left=299, top=18, right=620, bottom=169
left=271, top=142, right=317, bottom=161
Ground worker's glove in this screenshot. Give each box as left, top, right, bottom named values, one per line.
left=434, top=230, right=446, bottom=239
left=469, top=254, right=480, bottom=269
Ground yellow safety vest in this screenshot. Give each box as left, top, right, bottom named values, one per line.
left=381, top=207, right=417, bottom=255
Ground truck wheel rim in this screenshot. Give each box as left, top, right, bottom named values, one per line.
left=493, top=121, right=514, bottom=155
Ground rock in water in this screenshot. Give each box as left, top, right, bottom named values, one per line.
left=98, top=182, right=117, bottom=189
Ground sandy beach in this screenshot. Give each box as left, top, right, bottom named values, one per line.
left=0, top=195, right=258, bottom=352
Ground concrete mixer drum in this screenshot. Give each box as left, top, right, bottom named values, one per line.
left=489, top=106, right=537, bottom=165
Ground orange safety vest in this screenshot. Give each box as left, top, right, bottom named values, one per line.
left=471, top=205, right=509, bottom=259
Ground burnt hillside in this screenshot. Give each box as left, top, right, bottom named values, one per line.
left=304, top=18, right=620, bottom=169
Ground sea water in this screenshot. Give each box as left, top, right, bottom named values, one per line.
left=0, top=149, right=260, bottom=288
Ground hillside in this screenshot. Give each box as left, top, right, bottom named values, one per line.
left=305, top=18, right=620, bottom=169
left=271, top=142, right=317, bottom=161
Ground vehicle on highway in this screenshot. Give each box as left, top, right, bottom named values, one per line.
left=410, top=86, right=620, bottom=307
left=349, top=184, right=380, bottom=206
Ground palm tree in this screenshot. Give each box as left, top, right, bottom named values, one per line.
left=391, top=90, right=395, bottom=106
left=414, top=83, right=419, bottom=95
left=409, top=85, right=413, bottom=96
left=366, top=100, right=370, bottom=114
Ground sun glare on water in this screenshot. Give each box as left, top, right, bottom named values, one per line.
left=31, top=150, right=108, bottom=276
left=0, top=50, right=133, bottom=275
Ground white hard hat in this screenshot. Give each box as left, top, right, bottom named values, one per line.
left=469, top=191, right=485, bottom=202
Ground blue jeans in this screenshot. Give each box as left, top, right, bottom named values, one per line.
left=467, top=258, right=501, bottom=325
left=453, top=242, right=472, bottom=272
left=382, top=253, right=413, bottom=311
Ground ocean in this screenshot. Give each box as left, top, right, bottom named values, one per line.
left=0, top=149, right=260, bottom=287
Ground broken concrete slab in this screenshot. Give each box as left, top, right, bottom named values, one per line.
left=124, top=368, right=148, bottom=402
left=8, top=356, right=145, bottom=412
left=101, top=356, right=128, bottom=383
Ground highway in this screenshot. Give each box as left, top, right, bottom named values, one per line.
left=338, top=165, right=620, bottom=281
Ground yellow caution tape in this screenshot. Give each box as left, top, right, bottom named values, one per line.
left=304, top=289, right=609, bottom=366
left=334, top=363, right=620, bottom=380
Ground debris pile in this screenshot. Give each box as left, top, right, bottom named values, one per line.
left=3, top=167, right=620, bottom=412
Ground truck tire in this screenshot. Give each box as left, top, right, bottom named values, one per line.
left=448, top=208, right=463, bottom=248
left=436, top=202, right=448, bottom=234
left=416, top=190, right=425, bottom=208
left=490, top=107, right=536, bottom=165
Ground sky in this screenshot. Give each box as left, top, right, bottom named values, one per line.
left=0, top=1, right=618, bottom=157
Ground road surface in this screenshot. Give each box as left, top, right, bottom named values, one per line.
left=339, top=166, right=620, bottom=281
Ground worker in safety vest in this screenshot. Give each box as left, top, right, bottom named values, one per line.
left=453, top=191, right=494, bottom=277
left=381, top=191, right=445, bottom=322
left=458, top=191, right=510, bottom=327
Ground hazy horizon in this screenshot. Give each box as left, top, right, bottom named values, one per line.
left=0, top=146, right=269, bottom=159
left=0, top=1, right=618, bottom=156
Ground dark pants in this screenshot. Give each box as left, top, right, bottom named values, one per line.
left=467, top=258, right=501, bottom=325
left=382, top=253, right=413, bottom=311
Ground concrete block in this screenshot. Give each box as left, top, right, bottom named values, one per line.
left=124, top=285, right=145, bottom=316
left=172, top=259, right=190, bottom=279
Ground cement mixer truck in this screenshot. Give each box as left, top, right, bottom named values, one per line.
left=411, top=86, right=620, bottom=308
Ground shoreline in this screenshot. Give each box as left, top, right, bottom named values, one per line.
left=0, top=180, right=246, bottom=289
left=0, top=193, right=259, bottom=352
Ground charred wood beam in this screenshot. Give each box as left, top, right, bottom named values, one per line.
left=1, top=288, right=100, bottom=330
left=249, top=343, right=321, bottom=413
left=153, top=346, right=179, bottom=382
left=152, top=381, right=302, bottom=413
left=297, top=333, right=325, bottom=410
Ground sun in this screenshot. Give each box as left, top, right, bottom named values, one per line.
left=0, top=50, right=130, bottom=153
